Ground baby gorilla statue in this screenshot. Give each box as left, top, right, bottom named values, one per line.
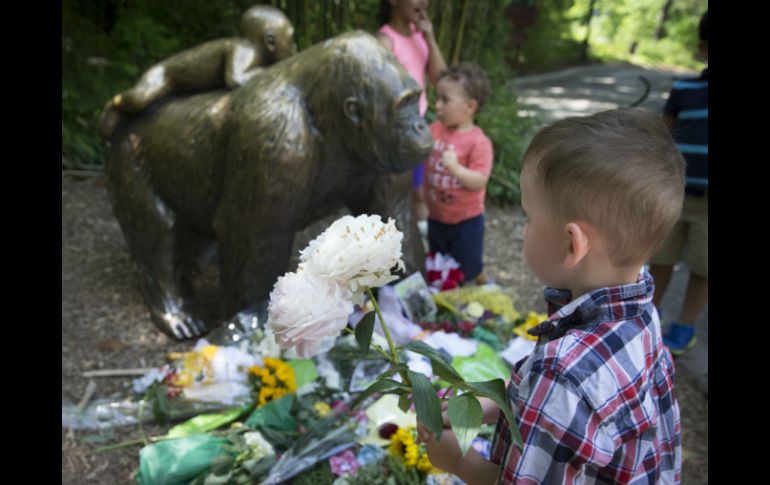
left=99, top=4, right=296, bottom=139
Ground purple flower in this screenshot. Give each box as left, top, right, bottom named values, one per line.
left=329, top=449, right=360, bottom=476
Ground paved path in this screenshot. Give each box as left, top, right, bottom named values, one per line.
left=512, top=63, right=708, bottom=396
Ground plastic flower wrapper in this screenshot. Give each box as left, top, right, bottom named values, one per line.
left=155, top=339, right=261, bottom=407
left=132, top=365, right=174, bottom=394
left=62, top=397, right=231, bottom=431
left=268, top=214, right=523, bottom=457
left=184, top=428, right=280, bottom=485
left=425, top=252, right=465, bottom=291
left=356, top=444, right=385, bottom=466
left=167, top=338, right=259, bottom=387
left=260, top=404, right=366, bottom=485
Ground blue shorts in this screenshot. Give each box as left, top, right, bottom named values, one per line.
left=428, top=214, right=484, bottom=281
left=412, top=163, right=425, bottom=188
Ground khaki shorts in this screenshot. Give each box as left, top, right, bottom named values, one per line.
left=649, top=192, right=708, bottom=278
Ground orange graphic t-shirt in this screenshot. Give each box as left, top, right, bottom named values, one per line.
left=424, top=122, right=494, bottom=224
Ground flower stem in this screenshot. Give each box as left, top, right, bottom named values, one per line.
left=96, top=434, right=173, bottom=453
left=366, top=287, right=409, bottom=385
left=137, top=399, right=149, bottom=445
left=366, top=288, right=397, bottom=361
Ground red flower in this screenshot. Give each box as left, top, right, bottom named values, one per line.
left=379, top=422, right=399, bottom=440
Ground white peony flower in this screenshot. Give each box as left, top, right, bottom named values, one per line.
left=267, top=272, right=354, bottom=358
left=298, top=215, right=405, bottom=301
left=243, top=430, right=275, bottom=460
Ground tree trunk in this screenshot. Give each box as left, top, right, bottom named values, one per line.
left=322, top=0, right=329, bottom=39
left=436, top=1, right=452, bottom=60
left=655, top=0, right=675, bottom=40
left=299, top=0, right=308, bottom=49
left=452, top=0, right=471, bottom=64
left=580, top=0, right=597, bottom=61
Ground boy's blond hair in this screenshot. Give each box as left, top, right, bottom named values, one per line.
left=521, top=108, right=685, bottom=267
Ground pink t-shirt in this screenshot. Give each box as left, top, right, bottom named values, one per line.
left=424, top=122, right=494, bottom=224
left=378, top=23, right=429, bottom=116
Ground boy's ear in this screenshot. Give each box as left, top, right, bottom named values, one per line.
left=467, top=98, right=479, bottom=116
left=563, top=222, right=591, bottom=269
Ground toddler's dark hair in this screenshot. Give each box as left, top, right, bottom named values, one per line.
left=438, top=62, right=492, bottom=113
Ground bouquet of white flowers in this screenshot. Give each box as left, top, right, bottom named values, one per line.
left=267, top=214, right=522, bottom=455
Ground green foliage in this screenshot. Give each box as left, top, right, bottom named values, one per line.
left=355, top=311, right=377, bottom=353
left=288, top=460, right=335, bottom=485
left=477, top=74, right=540, bottom=206
left=406, top=370, right=444, bottom=441
left=63, top=0, right=705, bottom=174
left=569, top=0, right=707, bottom=69
left=447, top=394, right=483, bottom=456
left=520, top=0, right=584, bottom=70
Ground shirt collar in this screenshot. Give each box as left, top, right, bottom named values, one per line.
left=528, top=269, right=654, bottom=339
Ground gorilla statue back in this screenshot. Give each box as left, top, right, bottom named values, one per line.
left=105, top=31, right=433, bottom=339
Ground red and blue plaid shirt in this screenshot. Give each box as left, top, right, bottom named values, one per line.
left=490, top=270, right=682, bottom=484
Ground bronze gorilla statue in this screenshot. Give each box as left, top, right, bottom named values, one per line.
left=104, top=31, right=433, bottom=339
left=99, top=4, right=296, bottom=139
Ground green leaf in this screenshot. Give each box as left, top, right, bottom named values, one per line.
left=287, top=359, right=318, bottom=389
left=407, top=370, right=443, bottom=441
left=167, top=406, right=246, bottom=438
left=355, top=311, right=376, bottom=353
left=398, top=394, right=411, bottom=413
left=377, top=364, right=406, bottom=381
left=151, top=384, right=170, bottom=424
left=459, top=379, right=522, bottom=450
left=209, top=454, right=235, bottom=475
left=403, top=341, right=464, bottom=384
left=447, top=395, right=483, bottom=456
left=245, top=394, right=296, bottom=431
left=349, top=378, right=407, bottom=409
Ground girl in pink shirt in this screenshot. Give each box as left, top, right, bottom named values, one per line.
left=377, top=0, right=447, bottom=224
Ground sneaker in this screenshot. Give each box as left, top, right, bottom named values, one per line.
left=662, top=322, right=697, bottom=355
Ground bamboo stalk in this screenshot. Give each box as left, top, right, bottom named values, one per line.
left=437, top=2, right=451, bottom=59
left=452, top=0, right=471, bottom=64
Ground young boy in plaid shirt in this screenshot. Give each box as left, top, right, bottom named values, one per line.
left=417, top=108, right=684, bottom=484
